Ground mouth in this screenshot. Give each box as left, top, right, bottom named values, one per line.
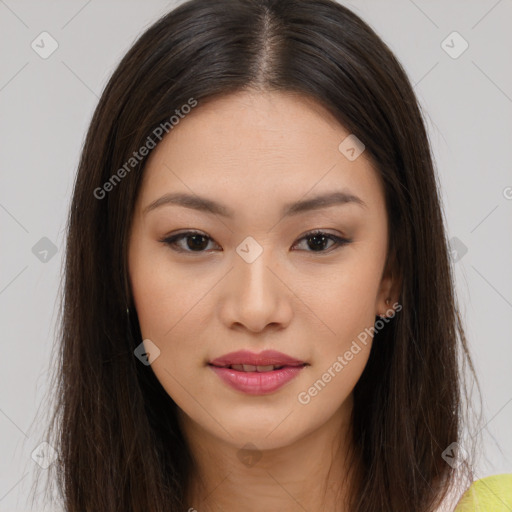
left=208, top=363, right=308, bottom=395
left=208, top=349, right=308, bottom=370
left=208, top=363, right=307, bottom=372
left=207, top=350, right=309, bottom=395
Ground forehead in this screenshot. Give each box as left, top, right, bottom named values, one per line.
left=137, top=90, right=384, bottom=217
left=157, top=89, right=352, bottom=160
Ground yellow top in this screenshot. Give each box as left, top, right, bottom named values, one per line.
left=454, top=473, right=512, bottom=511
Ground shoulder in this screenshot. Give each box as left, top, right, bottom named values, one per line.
left=453, top=473, right=512, bottom=511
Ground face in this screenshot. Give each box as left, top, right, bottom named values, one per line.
left=128, top=89, right=395, bottom=451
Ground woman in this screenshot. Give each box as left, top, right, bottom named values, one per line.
left=34, top=0, right=512, bottom=510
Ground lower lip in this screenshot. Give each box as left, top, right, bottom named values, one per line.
left=208, top=364, right=306, bottom=395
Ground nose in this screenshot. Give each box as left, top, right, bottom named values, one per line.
left=218, top=244, right=293, bottom=334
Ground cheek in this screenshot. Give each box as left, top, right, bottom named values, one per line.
left=129, top=239, right=203, bottom=340
left=128, top=241, right=226, bottom=401
left=129, top=261, right=172, bottom=340
left=131, top=275, right=211, bottom=369
left=129, top=248, right=211, bottom=404
left=296, top=264, right=379, bottom=415
left=305, top=251, right=383, bottom=353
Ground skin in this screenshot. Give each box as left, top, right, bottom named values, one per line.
left=128, top=89, right=399, bottom=512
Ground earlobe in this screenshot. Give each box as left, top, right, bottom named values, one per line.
left=375, top=262, right=395, bottom=318
left=376, top=267, right=402, bottom=319
left=377, top=296, right=392, bottom=318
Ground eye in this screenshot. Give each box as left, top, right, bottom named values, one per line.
left=160, top=229, right=352, bottom=254
left=160, top=230, right=220, bottom=253
left=291, top=229, right=352, bottom=253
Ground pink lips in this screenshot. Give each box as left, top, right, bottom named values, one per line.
left=208, top=350, right=307, bottom=395
left=209, top=349, right=306, bottom=368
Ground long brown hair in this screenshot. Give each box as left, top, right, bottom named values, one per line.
left=31, top=0, right=483, bottom=510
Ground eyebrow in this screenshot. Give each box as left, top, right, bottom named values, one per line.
left=143, top=190, right=367, bottom=218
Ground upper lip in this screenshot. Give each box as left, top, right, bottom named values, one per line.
left=209, top=350, right=306, bottom=368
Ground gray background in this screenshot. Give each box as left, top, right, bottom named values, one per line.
left=1, top=0, right=511, bottom=509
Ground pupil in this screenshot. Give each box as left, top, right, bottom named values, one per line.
left=187, top=234, right=208, bottom=251
left=308, top=234, right=327, bottom=251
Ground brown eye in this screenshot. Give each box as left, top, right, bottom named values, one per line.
left=292, top=230, right=351, bottom=253
left=161, top=231, right=219, bottom=253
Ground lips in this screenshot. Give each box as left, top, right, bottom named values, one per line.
left=224, top=364, right=287, bottom=372
left=208, top=350, right=308, bottom=394
left=208, top=349, right=307, bottom=370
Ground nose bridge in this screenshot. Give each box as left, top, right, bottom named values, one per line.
left=235, top=235, right=277, bottom=299
left=223, top=235, right=291, bottom=331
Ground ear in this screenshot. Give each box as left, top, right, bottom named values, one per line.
left=375, top=246, right=402, bottom=318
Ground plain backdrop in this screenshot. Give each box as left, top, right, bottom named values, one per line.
left=1, top=0, right=511, bottom=509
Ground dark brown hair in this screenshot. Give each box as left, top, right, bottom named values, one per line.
left=32, top=0, right=483, bottom=510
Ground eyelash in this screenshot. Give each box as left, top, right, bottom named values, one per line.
left=160, top=229, right=352, bottom=255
